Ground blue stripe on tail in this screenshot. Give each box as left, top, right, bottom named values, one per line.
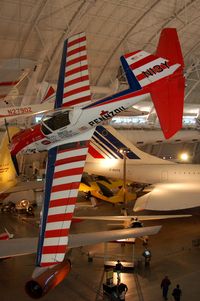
left=93, top=131, right=122, bottom=159
left=96, top=126, right=140, bottom=159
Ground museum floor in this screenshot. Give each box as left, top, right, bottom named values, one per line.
left=0, top=202, right=200, bottom=301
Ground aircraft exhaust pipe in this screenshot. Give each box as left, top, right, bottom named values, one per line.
left=25, top=259, right=71, bottom=299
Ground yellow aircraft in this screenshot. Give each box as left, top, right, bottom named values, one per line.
left=79, top=175, right=136, bottom=204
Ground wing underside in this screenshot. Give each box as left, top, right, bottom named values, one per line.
left=37, top=133, right=93, bottom=267
left=55, top=32, right=92, bottom=109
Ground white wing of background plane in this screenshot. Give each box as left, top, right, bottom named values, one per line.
left=134, top=183, right=200, bottom=211
left=73, top=215, right=191, bottom=221
left=0, top=226, right=161, bottom=259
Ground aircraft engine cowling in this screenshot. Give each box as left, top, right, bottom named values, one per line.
left=25, top=259, right=71, bottom=299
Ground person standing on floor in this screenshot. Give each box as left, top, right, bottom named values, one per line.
left=161, top=275, right=171, bottom=300
left=115, top=260, right=123, bottom=281
left=172, top=284, right=182, bottom=301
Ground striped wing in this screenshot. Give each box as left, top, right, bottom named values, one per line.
left=55, top=32, right=92, bottom=109
left=37, top=135, right=91, bottom=267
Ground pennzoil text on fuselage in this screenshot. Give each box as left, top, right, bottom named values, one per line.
left=88, top=106, right=126, bottom=126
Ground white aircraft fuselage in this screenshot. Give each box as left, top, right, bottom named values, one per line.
left=85, top=160, right=200, bottom=184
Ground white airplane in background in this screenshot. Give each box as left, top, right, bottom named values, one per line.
left=2, top=28, right=185, bottom=298
left=73, top=214, right=191, bottom=229
left=85, top=125, right=200, bottom=212
left=0, top=85, right=55, bottom=123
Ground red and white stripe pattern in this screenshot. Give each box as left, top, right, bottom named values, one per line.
left=40, top=142, right=89, bottom=267
left=123, top=50, right=180, bottom=87
left=62, top=32, right=91, bottom=108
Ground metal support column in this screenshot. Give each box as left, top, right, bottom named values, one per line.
left=119, top=147, right=130, bottom=213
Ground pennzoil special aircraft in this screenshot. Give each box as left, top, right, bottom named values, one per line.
left=0, top=28, right=185, bottom=298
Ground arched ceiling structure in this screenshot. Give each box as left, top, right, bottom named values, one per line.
left=1, top=0, right=200, bottom=109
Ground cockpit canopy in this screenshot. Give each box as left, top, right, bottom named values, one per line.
left=41, top=109, right=71, bottom=135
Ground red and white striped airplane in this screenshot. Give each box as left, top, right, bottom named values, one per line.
left=6, top=28, right=184, bottom=298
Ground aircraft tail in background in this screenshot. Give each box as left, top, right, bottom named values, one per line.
left=121, top=28, right=185, bottom=139
left=39, top=82, right=55, bottom=104
left=88, top=125, right=170, bottom=165
left=0, top=127, right=20, bottom=193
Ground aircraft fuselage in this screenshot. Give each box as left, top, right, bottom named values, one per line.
left=10, top=90, right=148, bottom=157
left=85, top=160, right=200, bottom=184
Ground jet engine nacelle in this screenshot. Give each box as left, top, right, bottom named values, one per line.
left=25, top=259, right=71, bottom=299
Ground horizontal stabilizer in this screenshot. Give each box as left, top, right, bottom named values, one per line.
left=150, top=74, right=185, bottom=139
left=150, top=28, right=185, bottom=139
left=0, top=226, right=161, bottom=258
